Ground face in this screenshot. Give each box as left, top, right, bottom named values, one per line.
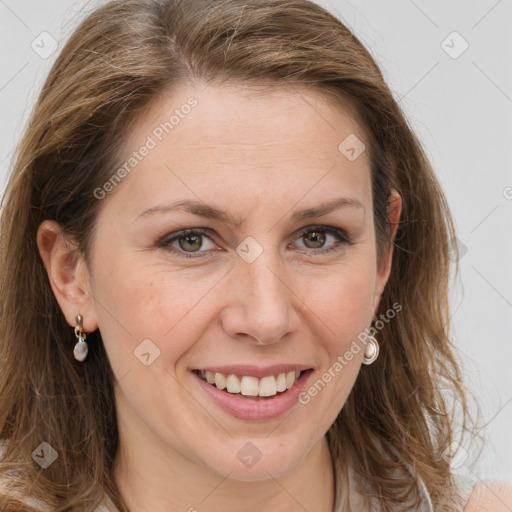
left=76, top=83, right=397, bottom=480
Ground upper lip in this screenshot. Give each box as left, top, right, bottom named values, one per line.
left=193, top=364, right=313, bottom=378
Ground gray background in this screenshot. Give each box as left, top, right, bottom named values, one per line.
left=1, top=0, right=511, bottom=482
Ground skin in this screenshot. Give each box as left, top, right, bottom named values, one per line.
left=37, top=83, right=402, bottom=512
left=465, top=481, right=512, bottom=512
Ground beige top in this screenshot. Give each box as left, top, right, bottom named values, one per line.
left=331, top=455, right=477, bottom=512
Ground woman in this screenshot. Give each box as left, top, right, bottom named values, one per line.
left=0, top=0, right=510, bottom=510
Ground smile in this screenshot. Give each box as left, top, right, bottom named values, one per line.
left=195, top=369, right=302, bottom=398
left=192, top=367, right=314, bottom=421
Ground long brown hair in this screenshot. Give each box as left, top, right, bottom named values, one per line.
left=0, top=0, right=479, bottom=510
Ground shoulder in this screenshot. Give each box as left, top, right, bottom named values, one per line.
left=463, top=480, right=512, bottom=512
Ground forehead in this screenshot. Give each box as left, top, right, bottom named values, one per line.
left=140, top=82, right=363, bottom=138
left=104, top=83, right=372, bottom=217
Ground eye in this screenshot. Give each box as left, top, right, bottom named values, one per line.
left=160, top=228, right=217, bottom=258
left=292, top=225, right=350, bottom=254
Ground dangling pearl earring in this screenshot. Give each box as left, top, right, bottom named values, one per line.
left=362, top=334, right=379, bottom=365
left=73, top=314, right=88, bottom=362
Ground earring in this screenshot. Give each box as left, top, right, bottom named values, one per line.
left=362, top=334, right=379, bottom=365
left=73, top=314, right=88, bottom=362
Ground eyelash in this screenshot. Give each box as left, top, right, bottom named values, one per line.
left=159, top=225, right=352, bottom=259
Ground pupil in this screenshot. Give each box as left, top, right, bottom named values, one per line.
left=305, top=231, right=325, bottom=249
left=179, top=234, right=202, bottom=252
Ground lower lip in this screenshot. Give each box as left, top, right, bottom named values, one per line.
left=192, top=370, right=313, bottom=421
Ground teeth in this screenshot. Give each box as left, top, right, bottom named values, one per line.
left=198, top=370, right=303, bottom=397
left=240, top=376, right=259, bottom=396
left=276, top=373, right=287, bottom=392
left=214, top=372, right=227, bottom=390
left=226, top=374, right=241, bottom=393
left=259, top=375, right=277, bottom=397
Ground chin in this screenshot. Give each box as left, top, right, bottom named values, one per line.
left=201, top=437, right=307, bottom=481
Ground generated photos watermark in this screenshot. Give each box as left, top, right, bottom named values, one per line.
left=298, top=302, right=402, bottom=405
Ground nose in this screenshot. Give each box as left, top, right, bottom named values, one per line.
left=219, top=253, right=300, bottom=346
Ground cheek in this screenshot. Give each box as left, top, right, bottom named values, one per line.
left=294, top=263, right=375, bottom=419
left=300, top=258, right=376, bottom=339
left=91, top=251, right=223, bottom=361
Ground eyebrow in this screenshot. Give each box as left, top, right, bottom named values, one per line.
left=135, top=197, right=364, bottom=225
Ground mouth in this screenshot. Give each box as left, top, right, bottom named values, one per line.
left=193, top=368, right=310, bottom=400
left=191, top=365, right=313, bottom=422
left=191, top=364, right=314, bottom=420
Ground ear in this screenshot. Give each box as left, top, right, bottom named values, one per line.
left=373, top=189, right=402, bottom=315
left=36, top=220, right=98, bottom=333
